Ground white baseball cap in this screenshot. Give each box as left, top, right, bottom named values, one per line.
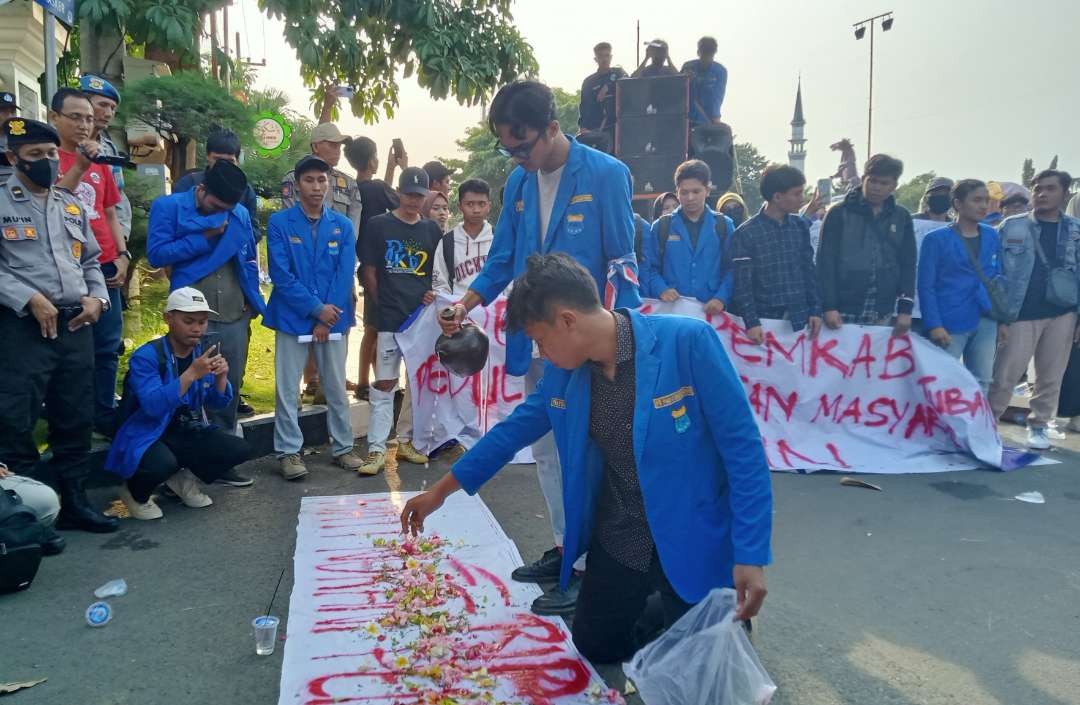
left=165, top=287, right=218, bottom=315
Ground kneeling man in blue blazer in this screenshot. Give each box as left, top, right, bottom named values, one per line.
left=402, top=252, right=773, bottom=663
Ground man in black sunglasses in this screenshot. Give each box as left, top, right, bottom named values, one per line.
left=439, top=79, right=641, bottom=617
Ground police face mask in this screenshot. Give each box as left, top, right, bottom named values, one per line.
left=16, top=155, right=60, bottom=189
left=927, top=193, right=951, bottom=215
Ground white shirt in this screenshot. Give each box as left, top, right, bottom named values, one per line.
left=432, top=222, right=495, bottom=296
left=537, top=164, right=565, bottom=244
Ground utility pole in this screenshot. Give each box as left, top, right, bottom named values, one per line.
left=209, top=10, right=219, bottom=83
left=44, top=12, right=57, bottom=99
left=222, top=5, right=230, bottom=90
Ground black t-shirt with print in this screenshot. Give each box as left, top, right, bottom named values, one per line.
left=361, top=212, right=442, bottom=332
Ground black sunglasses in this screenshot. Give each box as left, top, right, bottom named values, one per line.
left=495, top=133, right=542, bottom=159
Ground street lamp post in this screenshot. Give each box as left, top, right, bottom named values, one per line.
left=853, top=11, right=894, bottom=161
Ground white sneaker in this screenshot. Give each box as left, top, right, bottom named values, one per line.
left=165, top=469, right=213, bottom=508
left=1046, top=421, right=1067, bottom=441
left=118, top=485, right=164, bottom=520
left=1026, top=426, right=1051, bottom=450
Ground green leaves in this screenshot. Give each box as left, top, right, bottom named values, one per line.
left=256, top=0, right=536, bottom=122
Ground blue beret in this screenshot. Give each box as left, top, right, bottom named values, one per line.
left=80, top=75, right=120, bottom=104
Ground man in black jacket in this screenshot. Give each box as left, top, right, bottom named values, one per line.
left=816, top=154, right=915, bottom=337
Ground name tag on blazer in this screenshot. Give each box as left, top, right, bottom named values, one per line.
left=653, top=386, right=695, bottom=409
left=550, top=397, right=567, bottom=409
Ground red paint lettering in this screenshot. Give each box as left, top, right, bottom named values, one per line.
left=848, top=334, right=876, bottom=379
left=812, top=394, right=844, bottom=423
left=880, top=334, right=915, bottom=379
left=809, top=337, right=850, bottom=377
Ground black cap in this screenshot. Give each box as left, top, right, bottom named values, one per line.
left=0, top=92, right=17, bottom=110
left=2, top=118, right=59, bottom=149
left=422, top=160, right=453, bottom=183
left=295, top=155, right=331, bottom=178
left=398, top=166, right=430, bottom=196
left=204, top=160, right=248, bottom=205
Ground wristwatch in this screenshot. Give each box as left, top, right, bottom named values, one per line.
left=118, top=250, right=133, bottom=261
left=96, top=297, right=110, bottom=311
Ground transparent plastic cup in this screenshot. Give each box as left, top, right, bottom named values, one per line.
left=252, top=615, right=279, bottom=656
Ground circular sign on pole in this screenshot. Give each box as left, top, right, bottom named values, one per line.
left=253, top=111, right=292, bottom=158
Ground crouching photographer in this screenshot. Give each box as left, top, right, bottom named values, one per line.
left=104, top=287, right=251, bottom=519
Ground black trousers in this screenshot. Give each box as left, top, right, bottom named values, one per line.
left=127, top=425, right=251, bottom=503
left=0, top=307, right=94, bottom=481
left=571, top=541, right=693, bottom=664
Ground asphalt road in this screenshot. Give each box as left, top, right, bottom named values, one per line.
left=3, top=432, right=1079, bottom=705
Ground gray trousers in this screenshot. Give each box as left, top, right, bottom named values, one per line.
left=273, top=331, right=355, bottom=456
left=206, top=315, right=251, bottom=433
left=0, top=474, right=60, bottom=525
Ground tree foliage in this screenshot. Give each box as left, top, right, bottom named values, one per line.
left=1022, top=158, right=1035, bottom=187
left=119, top=72, right=252, bottom=177
left=894, top=172, right=936, bottom=213
left=441, top=88, right=579, bottom=218
left=734, top=143, right=771, bottom=212
left=258, top=0, right=538, bottom=122
left=80, top=0, right=225, bottom=56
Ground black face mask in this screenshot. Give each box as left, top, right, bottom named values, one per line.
left=926, top=193, right=951, bottom=215
left=725, top=206, right=746, bottom=225
left=16, top=156, right=60, bottom=188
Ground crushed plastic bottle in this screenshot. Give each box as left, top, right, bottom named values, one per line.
left=85, top=601, right=112, bottom=627
left=94, top=578, right=128, bottom=598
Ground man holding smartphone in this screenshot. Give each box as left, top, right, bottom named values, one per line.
left=106, top=288, right=251, bottom=519
left=147, top=160, right=265, bottom=485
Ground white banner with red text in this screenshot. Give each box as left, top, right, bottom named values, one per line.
left=398, top=295, right=1009, bottom=473
left=278, top=492, right=619, bottom=705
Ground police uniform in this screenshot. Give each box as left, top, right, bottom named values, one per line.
left=80, top=75, right=132, bottom=240
left=281, top=166, right=362, bottom=233
left=0, top=118, right=117, bottom=532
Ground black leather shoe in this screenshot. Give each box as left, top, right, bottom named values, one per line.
left=530, top=574, right=581, bottom=617
left=214, top=468, right=254, bottom=487
left=41, top=527, right=66, bottom=556
left=55, top=478, right=119, bottom=533
left=511, top=546, right=563, bottom=583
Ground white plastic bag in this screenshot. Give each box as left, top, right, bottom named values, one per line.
left=623, top=587, right=776, bottom=705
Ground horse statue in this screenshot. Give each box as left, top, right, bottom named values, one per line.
left=830, top=138, right=860, bottom=194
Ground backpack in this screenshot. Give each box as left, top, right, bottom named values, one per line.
left=0, top=489, right=45, bottom=593
left=116, top=337, right=170, bottom=426
left=652, top=212, right=732, bottom=267
left=441, top=231, right=456, bottom=292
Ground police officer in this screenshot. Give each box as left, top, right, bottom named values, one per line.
left=281, top=122, right=362, bottom=401
left=80, top=75, right=132, bottom=244
left=0, top=91, right=17, bottom=180
left=281, top=122, right=361, bottom=230
left=0, top=118, right=118, bottom=533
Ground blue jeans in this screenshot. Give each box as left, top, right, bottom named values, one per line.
left=945, top=317, right=997, bottom=393
left=93, top=274, right=124, bottom=433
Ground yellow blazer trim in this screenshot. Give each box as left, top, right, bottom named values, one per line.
left=550, top=397, right=567, bottom=409
left=570, top=194, right=593, bottom=204
left=653, top=386, right=695, bottom=409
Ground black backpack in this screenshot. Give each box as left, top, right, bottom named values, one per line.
left=651, top=212, right=732, bottom=266
left=441, top=231, right=456, bottom=292
left=116, top=337, right=170, bottom=425
left=0, top=489, right=45, bottom=593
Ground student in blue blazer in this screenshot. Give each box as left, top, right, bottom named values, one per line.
left=641, top=159, right=735, bottom=313
left=106, top=288, right=251, bottom=520
left=403, top=253, right=773, bottom=664
left=263, top=156, right=365, bottom=480
left=438, top=81, right=642, bottom=616
left=146, top=160, right=266, bottom=437
left=917, top=179, right=1002, bottom=393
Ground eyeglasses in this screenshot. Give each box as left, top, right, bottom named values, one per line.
left=59, top=112, right=95, bottom=125
left=495, top=133, right=541, bottom=159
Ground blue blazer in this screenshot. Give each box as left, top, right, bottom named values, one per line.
left=147, top=190, right=266, bottom=315
left=469, top=137, right=642, bottom=376
left=917, top=223, right=1001, bottom=333
left=641, top=206, right=734, bottom=304
left=452, top=310, right=773, bottom=603
left=105, top=338, right=232, bottom=479
left=263, top=205, right=357, bottom=335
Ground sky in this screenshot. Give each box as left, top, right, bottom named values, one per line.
left=233, top=0, right=1079, bottom=185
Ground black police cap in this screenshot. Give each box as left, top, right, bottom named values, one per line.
left=294, top=155, right=331, bottom=179
left=2, top=118, right=60, bottom=149
left=204, top=159, right=248, bottom=205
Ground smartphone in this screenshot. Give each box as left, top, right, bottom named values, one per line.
left=201, top=332, right=221, bottom=355
left=816, top=178, right=832, bottom=203
left=392, top=138, right=405, bottom=160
